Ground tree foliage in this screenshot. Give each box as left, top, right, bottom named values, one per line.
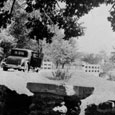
left=8, top=10, right=29, bottom=48
left=1, top=0, right=115, bottom=44
left=81, top=53, right=102, bottom=64
left=109, top=47, right=115, bottom=63
left=101, top=60, right=114, bottom=73
left=24, top=0, right=107, bottom=41
left=0, top=34, right=16, bottom=57
left=106, top=0, right=115, bottom=31
left=0, top=0, right=108, bottom=43
left=43, top=38, right=79, bottom=68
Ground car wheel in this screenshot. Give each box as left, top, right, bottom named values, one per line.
left=18, top=69, right=22, bottom=71
left=3, top=67, right=8, bottom=71
left=35, top=68, right=39, bottom=72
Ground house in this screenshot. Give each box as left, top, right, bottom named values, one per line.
left=81, top=62, right=102, bottom=76
left=41, top=59, right=102, bottom=77
left=41, top=59, right=55, bottom=70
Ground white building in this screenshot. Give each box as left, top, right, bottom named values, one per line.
left=41, top=59, right=102, bottom=76
left=41, top=59, right=54, bottom=70
left=81, top=62, right=102, bottom=76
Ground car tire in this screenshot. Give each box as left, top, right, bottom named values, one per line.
left=3, top=67, right=8, bottom=71
left=18, top=69, right=22, bottom=71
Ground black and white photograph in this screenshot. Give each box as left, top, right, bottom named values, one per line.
left=0, top=0, right=115, bottom=115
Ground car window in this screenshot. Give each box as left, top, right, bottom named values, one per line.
left=11, top=50, right=28, bottom=57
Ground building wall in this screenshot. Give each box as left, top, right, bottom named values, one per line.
left=81, top=63, right=102, bottom=76
left=41, top=60, right=82, bottom=70
left=41, top=60, right=54, bottom=70
left=41, top=60, right=102, bottom=76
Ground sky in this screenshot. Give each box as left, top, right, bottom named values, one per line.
left=78, top=4, right=115, bottom=55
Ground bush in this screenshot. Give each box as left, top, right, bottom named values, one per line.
left=0, top=85, right=32, bottom=115
left=51, top=69, right=72, bottom=81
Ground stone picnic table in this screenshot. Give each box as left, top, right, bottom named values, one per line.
left=27, top=82, right=94, bottom=115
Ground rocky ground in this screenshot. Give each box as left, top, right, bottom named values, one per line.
left=0, top=68, right=115, bottom=115
left=0, top=85, right=32, bottom=115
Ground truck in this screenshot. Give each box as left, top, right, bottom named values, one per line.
left=1, top=48, right=43, bottom=72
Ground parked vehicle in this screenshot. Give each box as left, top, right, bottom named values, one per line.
left=1, top=48, right=43, bottom=72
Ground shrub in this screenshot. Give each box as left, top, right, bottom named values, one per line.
left=51, top=69, right=72, bottom=81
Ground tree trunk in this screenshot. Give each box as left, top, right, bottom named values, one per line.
left=56, top=62, right=58, bottom=69
left=62, top=63, right=65, bottom=69
left=10, top=0, right=16, bottom=15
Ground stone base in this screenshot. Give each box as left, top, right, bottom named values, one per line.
left=29, top=92, right=81, bottom=115
left=27, top=82, right=94, bottom=99
left=27, top=82, right=94, bottom=115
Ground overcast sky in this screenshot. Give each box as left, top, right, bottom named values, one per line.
left=78, top=4, right=115, bottom=55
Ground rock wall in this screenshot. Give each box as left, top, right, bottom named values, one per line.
left=0, top=85, right=32, bottom=115
left=0, top=83, right=94, bottom=115
left=27, top=82, right=94, bottom=115
left=29, top=93, right=81, bottom=115
left=0, top=85, right=81, bottom=115
left=27, top=83, right=94, bottom=99
left=85, top=100, right=115, bottom=115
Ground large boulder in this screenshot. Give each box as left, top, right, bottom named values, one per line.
left=27, top=82, right=94, bottom=99
left=27, top=82, right=94, bottom=115
left=0, top=85, right=32, bottom=115
left=85, top=100, right=115, bottom=115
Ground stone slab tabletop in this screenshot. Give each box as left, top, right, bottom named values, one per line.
left=27, top=82, right=94, bottom=99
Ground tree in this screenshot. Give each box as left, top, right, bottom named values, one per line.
left=101, top=60, right=114, bottom=74
left=0, top=48, right=4, bottom=61
left=0, top=33, right=16, bottom=57
left=8, top=10, right=30, bottom=48
left=24, top=39, right=39, bottom=51
left=0, top=0, right=108, bottom=43
left=97, top=50, right=109, bottom=64
left=43, top=38, right=79, bottom=68
left=106, top=0, right=115, bottom=32
left=23, top=0, right=106, bottom=41
left=109, top=46, right=115, bottom=63
left=81, top=53, right=102, bottom=64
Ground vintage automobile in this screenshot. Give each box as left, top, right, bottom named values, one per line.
left=1, top=48, right=43, bottom=71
